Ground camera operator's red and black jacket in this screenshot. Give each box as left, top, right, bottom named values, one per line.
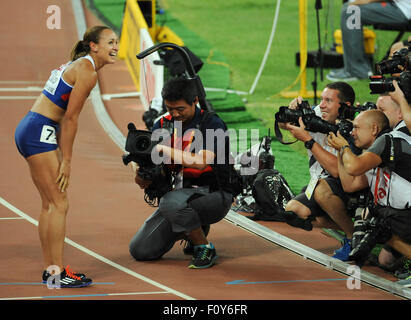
left=152, top=107, right=238, bottom=194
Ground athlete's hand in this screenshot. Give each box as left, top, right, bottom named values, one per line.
left=56, top=160, right=71, bottom=192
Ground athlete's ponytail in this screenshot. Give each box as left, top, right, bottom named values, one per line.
left=70, top=25, right=111, bottom=61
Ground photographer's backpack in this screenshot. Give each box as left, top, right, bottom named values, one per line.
left=250, top=168, right=294, bottom=221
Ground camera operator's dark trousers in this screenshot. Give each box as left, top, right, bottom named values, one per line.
left=341, top=2, right=409, bottom=78
left=129, top=187, right=232, bottom=261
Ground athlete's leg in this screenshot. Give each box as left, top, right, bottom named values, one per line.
left=27, top=150, right=68, bottom=271
left=30, top=174, right=52, bottom=270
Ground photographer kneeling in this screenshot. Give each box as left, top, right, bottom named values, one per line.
left=129, top=76, right=235, bottom=269
left=278, top=82, right=361, bottom=261
left=328, top=108, right=411, bottom=276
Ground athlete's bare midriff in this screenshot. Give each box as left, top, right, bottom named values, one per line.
left=31, top=94, right=66, bottom=123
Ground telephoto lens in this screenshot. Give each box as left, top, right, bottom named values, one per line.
left=349, top=216, right=391, bottom=267
left=351, top=207, right=367, bottom=250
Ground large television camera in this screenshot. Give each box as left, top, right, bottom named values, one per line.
left=122, top=123, right=172, bottom=206
left=369, top=46, right=411, bottom=103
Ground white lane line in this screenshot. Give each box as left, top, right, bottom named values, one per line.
left=0, top=87, right=42, bottom=92
left=0, top=81, right=44, bottom=85
left=0, top=196, right=194, bottom=301
left=0, top=96, right=38, bottom=100
left=0, top=217, right=24, bottom=220
left=0, top=291, right=170, bottom=300
left=101, top=92, right=141, bottom=100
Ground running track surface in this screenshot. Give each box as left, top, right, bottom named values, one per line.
left=0, top=0, right=405, bottom=304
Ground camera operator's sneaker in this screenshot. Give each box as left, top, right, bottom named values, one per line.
left=188, top=243, right=218, bottom=269
left=42, top=266, right=92, bottom=288
left=396, top=275, right=411, bottom=288
left=332, top=237, right=352, bottom=261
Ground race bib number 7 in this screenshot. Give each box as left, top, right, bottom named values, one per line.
left=40, top=125, right=57, bottom=144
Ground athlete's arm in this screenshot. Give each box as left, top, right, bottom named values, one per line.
left=56, top=62, right=97, bottom=192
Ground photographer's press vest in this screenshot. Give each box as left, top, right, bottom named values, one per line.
left=365, top=123, right=411, bottom=209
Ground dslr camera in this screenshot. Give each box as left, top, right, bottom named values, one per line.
left=122, top=123, right=172, bottom=206
left=275, top=100, right=353, bottom=140
left=338, top=102, right=377, bottom=120
left=370, top=46, right=411, bottom=103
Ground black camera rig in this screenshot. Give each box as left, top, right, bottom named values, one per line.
left=122, top=123, right=172, bottom=207
left=124, top=43, right=215, bottom=206
left=349, top=210, right=392, bottom=268
left=370, top=46, right=411, bottom=103
left=338, top=101, right=377, bottom=121
left=274, top=100, right=354, bottom=144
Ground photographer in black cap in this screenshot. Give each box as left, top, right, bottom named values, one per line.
left=129, top=76, right=236, bottom=269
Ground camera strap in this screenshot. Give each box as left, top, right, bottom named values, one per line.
left=371, top=134, right=400, bottom=207
left=274, top=119, right=297, bottom=145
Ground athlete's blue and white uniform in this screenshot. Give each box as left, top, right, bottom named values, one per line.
left=15, top=55, right=95, bottom=158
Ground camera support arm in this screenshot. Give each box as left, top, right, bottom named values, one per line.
left=137, top=43, right=212, bottom=112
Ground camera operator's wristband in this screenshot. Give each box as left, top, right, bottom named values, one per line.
left=340, top=145, right=350, bottom=154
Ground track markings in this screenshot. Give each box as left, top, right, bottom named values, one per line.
left=0, top=96, right=38, bottom=100
left=0, top=86, right=42, bottom=100
left=226, top=278, right=347, bottom=285
left=0, top=282, right=115, bottom=286
left=0, top=196, right=195, bottom=300
left=0, top=87, right=42, bottom=92
left=0, top=291, right=170, bottom=300
left=0, top=81, right=44, bottom=85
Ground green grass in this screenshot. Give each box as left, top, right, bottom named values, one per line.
left=88, top=0, right=408, bottom=193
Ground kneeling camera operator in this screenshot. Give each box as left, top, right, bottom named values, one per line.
left=126, top=76, right=241, bottom=270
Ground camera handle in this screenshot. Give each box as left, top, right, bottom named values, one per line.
left=137, top=43, right=213, bottom=113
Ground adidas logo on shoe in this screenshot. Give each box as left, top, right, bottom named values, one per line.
left=43, top=266, right=92, bottom=288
